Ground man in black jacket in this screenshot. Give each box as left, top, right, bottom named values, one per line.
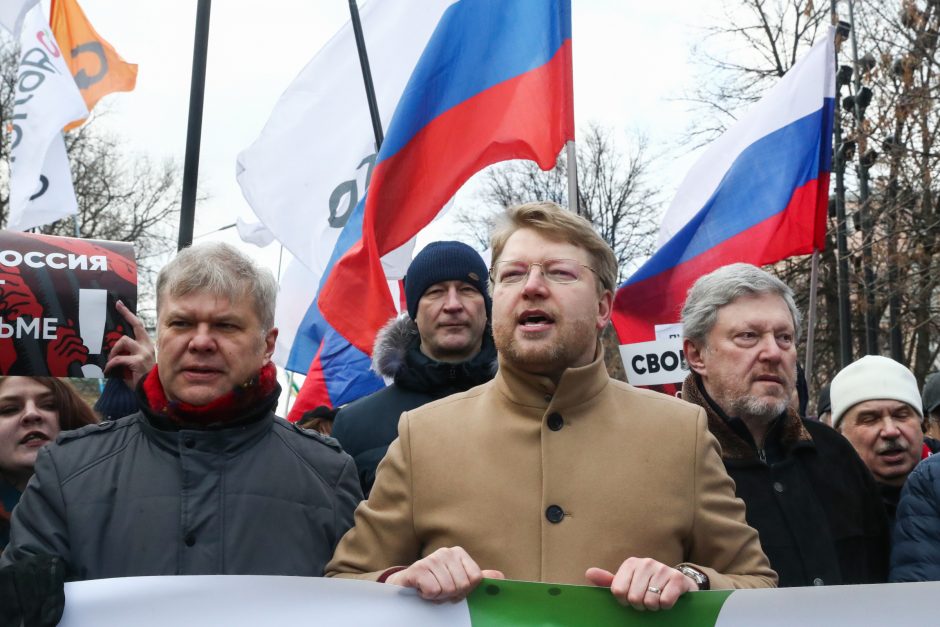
left=332, top=241, right=496, bottom=496
left=680, top=263, right=889, bottom=587
left=1, top=243, right=361, bottom=624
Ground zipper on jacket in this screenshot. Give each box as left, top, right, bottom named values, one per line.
left=757, top=447, right=767, bottom=464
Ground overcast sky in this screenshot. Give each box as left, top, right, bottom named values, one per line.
left=0, top=0, right=761, bottom=408
left=12, top=0, right=738, bottom=276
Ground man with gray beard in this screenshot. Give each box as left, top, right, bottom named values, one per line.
left=680, top=263, right=889, bottom=587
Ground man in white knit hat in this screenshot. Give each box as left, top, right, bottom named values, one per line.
left=832, top=355, right=926, bottom=526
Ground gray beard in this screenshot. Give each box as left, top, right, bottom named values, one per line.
left=730, top=394, right=789, bottom=421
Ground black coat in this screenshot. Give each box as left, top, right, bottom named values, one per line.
left=683, top=373, right=890, bottom=587
left=332, top=316, right=497, bottom=496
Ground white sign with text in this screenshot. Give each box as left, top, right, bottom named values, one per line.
left=620, top=338, right=689, bottom=386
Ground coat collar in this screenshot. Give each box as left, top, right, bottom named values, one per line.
left=682, top=371, right=813, bottom=461
left=370, top=314, right=498, bottom=393
left=494, top=341, right=610, bottom=411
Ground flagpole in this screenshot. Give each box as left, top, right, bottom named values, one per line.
left=177, top=0, right=211, bottom=251
left=847, top=0, right=878, bottom=356
left=287, top=373, right=293, bottom=414
left=348, top=0, right=384, bottom=151
left=831, top=4, right=853, bottom=369
left=284, top=372, right=295, bottom=415
left=804, top=249, right=820, bottom=380
left=566, top=140, right=579, bottom=215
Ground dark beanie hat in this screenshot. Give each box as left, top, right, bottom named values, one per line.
left=94, top=376, right=139, bottom=421
left=924, top=373, right=940, bottom=415
left=404, top=241, right=491, bottom=320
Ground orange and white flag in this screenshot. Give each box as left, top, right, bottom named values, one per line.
left=50, top=0, right=137, bottom=130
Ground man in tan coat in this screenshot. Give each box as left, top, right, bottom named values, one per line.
left=327, top=202, right=776, bottom=610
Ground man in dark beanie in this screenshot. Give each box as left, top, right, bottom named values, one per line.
left=332, top=240, right=496, bottom=496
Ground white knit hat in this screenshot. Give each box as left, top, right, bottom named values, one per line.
left=831, top=355, right=923, bottom=429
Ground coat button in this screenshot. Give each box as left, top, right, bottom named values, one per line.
left=773, top=482, right=785, bottom=493
left=543, top=394, right=553, bottom=403
left=547, top=412, right=564, bottom=431
left=545, top=505, right=565, bottom=524
left=184, top=438, right=195, bottom=449
left=184, top=533, right=196, bottom=547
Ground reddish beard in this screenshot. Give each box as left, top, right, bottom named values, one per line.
left=493, top=312, right=597, bottom=374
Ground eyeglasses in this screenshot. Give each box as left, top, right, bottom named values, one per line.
left=490, top=258, right=598, bottom=286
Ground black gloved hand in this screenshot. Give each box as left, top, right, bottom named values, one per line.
left=0, top=555, right=66, bottom=627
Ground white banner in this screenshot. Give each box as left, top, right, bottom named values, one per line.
left=60, top=576, right=471, bottom=627
left=57, top=575, right=940, bottom=626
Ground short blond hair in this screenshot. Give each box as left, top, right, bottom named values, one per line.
left=156, top=242, right=277, bottom=330
left=489, top=201, right=617, bottom=294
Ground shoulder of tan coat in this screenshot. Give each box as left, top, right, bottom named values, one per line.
left=399, top=380, right=492, bottom=424
left=607, top=379, right=707, bottom=423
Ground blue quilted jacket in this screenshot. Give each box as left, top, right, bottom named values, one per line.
left=890, top=454, right=940, bottom=582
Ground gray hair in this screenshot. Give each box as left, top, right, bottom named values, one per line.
left=156, top=242, right=277, bottom=330
left=681, top=263, right=802, bottom=345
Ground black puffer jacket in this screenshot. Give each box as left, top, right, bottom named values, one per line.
left=332, top=315, right=497, bottom=496
left=682, top=373, right=890, bottom=587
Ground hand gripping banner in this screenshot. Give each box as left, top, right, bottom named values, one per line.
left=60, top=575, right=938, bottom=626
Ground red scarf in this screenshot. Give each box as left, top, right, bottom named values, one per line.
left=141, top=362, right=278, bottom=427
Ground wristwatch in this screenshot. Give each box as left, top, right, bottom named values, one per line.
left=676, top=564, right=710, bottom=591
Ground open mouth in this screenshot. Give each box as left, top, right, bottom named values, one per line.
left=518, top=310, right=555, bottom=327
left=517, top=310, right=555, bottom=332
left=20, top=431, right=50, bottom=446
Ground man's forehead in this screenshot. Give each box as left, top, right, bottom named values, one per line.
left=159, top=289, right=252, bottom=319
left=715, top=293, right=794, bottom=330
left=500, top=228, right=589, bottom=262
left=849, top=398, right=915, bottom=416
left=424, top=279, right=481, bottom=293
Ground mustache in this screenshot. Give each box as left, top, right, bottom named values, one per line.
left=875, top=440, right=909, bottom=455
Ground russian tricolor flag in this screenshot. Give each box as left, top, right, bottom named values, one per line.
left=289, top=0, right=574, bottom=418
left=612, top=28, right=835, bottom=346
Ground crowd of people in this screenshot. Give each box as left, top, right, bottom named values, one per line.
left=2, top=201, right=940, bottom=624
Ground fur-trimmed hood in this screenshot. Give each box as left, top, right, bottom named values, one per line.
left=370, top=314, right=498, bottom=391
left=371, top=315, right=421, bottom=379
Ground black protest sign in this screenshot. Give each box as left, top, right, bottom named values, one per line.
left=0, top=231, right=137, bottom=377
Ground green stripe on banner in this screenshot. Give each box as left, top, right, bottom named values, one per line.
left=467, top=578, right=732, bottom=626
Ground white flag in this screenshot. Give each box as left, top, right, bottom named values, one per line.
left=235, top=217, right=276, bottom=248
left=236, top=0, right=455, bottom=275
left=238, top=0, right=457, bottom=370
left=7, top=5, right=88, bottom=232
left=15, top=133, right=82, bottom=232
left=0, top=0, right=38, bottom=36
